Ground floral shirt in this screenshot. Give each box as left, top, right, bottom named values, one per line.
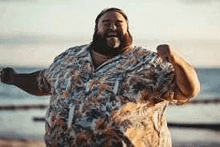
left=38, top=44, right=175, bottom=147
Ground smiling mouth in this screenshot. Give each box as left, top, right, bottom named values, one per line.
left=106, top=34, right=118, bottom=38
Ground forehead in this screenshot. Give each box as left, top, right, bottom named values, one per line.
left=98, top=11, right=127, bottom=23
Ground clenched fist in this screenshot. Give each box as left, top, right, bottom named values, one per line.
left=0, top=67, right=16, bottom=85
left=157, top=44, right=175, bottom=63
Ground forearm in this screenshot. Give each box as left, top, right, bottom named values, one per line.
left=172, top=52, right=200, bottom=98
left=11, top=71, right=51, bottom=96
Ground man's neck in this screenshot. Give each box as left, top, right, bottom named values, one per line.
left=90, top=45, right=133, bottom=69
left=92, top=44, right=133, bottom=56
left=90, top=49, right=113, bottom=69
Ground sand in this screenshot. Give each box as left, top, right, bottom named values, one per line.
left=0, top=138, right=45, bottom=147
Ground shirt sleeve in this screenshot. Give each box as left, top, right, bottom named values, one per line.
left=37, top=69, right=51, bottom=94
left=152, top=58, right=176, bottom=103
left=36, top=47, right=75, bottom=95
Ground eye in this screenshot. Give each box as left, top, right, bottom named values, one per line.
left=115, top=20, right=123, bottom=27
left=102, top=20, right=111, bottom=27
left=103, top=22, right=110, bottom=27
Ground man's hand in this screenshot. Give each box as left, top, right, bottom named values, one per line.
left=156, top=44, right=175, bottom=63
left=0, top=67, right=16, bottom=85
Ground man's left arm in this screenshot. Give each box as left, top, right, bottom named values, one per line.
left=157, top=44, right=200, bottom=103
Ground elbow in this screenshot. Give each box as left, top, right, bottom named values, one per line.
left=189, top=81, right=200, bottom=98
left=177, top=79, right=201, bottom=99
left=175, top=82, right=200, bottom=104
left=26, top=90, right=51, bottom=96
left=184, top=79, right=201, bottom=99
left=35, top=90, right=51, bottom=96
left=189, top=75, right=201, bottom=98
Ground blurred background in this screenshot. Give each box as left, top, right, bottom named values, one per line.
left=0, top=0, right=220, bottom=146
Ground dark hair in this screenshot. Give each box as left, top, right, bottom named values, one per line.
left=94, top=8, right=129, bottom=32
left=95, top=8, right=128, bottom=24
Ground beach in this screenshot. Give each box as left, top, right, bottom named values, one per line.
left=0, top=67, right=220, bottom=146
left=1, top=0, right=220, bottom=145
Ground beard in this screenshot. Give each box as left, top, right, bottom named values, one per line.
left=91, top=30, right=133, bottom=56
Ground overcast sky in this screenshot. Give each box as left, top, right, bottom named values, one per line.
left=0, top=0, right=220, bottom=67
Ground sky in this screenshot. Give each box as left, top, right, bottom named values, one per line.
left=0, top=0, right=220, bottom=67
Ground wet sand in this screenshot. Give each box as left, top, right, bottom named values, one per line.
left=0, top=138, right=45, bottom=147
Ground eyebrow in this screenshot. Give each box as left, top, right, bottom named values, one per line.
left=102, top=19, right=123, bottom=23
left=102, top=19, right=110, bottom=23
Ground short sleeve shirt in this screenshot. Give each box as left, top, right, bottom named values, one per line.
left=38, top=44, right=175, bottom=147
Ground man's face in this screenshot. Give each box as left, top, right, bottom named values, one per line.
left=97, top=11, right=128, bottom=49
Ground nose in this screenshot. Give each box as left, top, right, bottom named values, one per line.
left=109, top=23, right=117, bottom=31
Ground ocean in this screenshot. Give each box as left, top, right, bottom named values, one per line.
left=0, top=67, right=220, bottom=146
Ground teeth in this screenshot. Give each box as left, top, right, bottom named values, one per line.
left=108, top=33, right=117, bottom=36
left=108, top=35, right=117, bottom=37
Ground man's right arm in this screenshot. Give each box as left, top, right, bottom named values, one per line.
left=0, top=67, right=51, bottom=96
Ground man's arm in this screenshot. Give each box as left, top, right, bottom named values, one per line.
left=157, top=44, right=200, bottom=103
left=0, top=67, right=51, bottom=96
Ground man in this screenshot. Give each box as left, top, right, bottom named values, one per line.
left=0, top=8, right=200, bottom=147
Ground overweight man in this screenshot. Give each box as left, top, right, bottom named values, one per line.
left=0, top=8, right=200, bottom=147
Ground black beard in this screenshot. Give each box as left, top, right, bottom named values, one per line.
left=91, top=31, right=133, bottom=56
